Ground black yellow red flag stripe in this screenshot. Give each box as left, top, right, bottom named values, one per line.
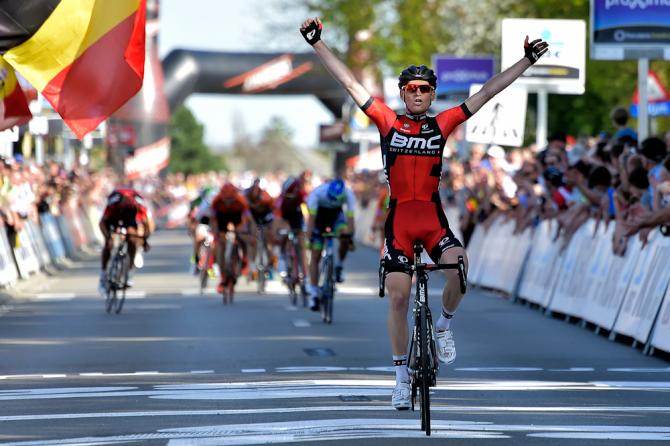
left=0, top=56, right=32, bottom=131
left=0, top=0, right=146, bottom=138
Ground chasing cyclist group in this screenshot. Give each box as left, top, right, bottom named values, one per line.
left=97, top=172, right=358, bottom=311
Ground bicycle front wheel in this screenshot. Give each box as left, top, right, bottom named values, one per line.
left=419, top=304, right=431, bottom=435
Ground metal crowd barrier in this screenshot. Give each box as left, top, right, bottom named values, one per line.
left=466, top=216, right=670, bottom=356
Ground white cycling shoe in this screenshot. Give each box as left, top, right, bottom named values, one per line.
left=435, top=329, right=456, bottom=364
left=391, top=381, right=411, bottom=410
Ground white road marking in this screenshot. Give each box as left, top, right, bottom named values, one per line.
left=548, top=367, right=595, bottom=372
left=283, top=305, right=298, bottom=311
left=0, top=367, right=667, bottom=382
left=608, top=367, right=670, bottom=373
left=4, top=418, right=670, bottom=445
left=276, top=367, right=348, bottom=373
left=34, top=293, right=76, bottom=300
left=134, top=304, right=182, bottom=310
left=291, top=319, right=311, bottom=328
left=124, top=291, right=146, bottom=299
left=592, top=381, right=670, bottom=389
left=2, top=405, right=670, bottom=423
left=455, top=367, right=543, bottom=372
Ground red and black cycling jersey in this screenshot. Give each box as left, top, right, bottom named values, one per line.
left=361, top=98, right=471, bottom=204
left=102, top=188, right=148, bottom=226
left=361, top=97, right=472, bottom=273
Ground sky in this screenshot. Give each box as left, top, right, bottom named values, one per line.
left=158, top=0, right=334, bottom=150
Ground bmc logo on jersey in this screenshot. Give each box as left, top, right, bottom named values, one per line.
left=390, top=132, right=441, bottom=149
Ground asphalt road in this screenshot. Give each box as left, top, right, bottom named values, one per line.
left=0, top=229, right=669, bottom=445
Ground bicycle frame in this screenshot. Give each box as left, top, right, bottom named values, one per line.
left=319, top=231, right=338, bottom=324
left=378, top=243, right=467, bottom=436
left=255, top=223, right=269, bottom=293
left=198, top=230, right=215, bottom=294
left=106, top=226, right=130, bottom=314
left=280, top=228, right=306, bottom=306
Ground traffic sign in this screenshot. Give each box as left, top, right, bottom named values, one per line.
left=632, top=70, right=670, bottom=104
left=465, top=84, right=527, bottom=147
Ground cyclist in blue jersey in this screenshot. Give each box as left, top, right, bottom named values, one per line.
left=306, top=178, right=356, bottom=311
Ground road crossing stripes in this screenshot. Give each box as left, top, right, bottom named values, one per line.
left=1, top=379, right=670, bottom=444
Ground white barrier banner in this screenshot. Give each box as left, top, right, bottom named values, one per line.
left=518, top=220, right=562, bottom=307
left=56, top=215, right=76, bottom=257
left=478, top=220, right=507, bottom=290
left=466, top=224, right=486, bottom=285
left=550, top=221, right=598, bottom=318
left=613, top=232, right=670, bottom=343
left=84, top=206, right=105, bottom=245
left=26, top=220, right=51, bottom=269
left=0, top=224, right=19, bottom=287
left=506, top=227, right=533, bottom=296
left=582, top=224, right=641, bottom=330
left=40, top=213, right=67, bottom=261
left=650, top=277, right=670, bottom=354
left=13, top=227, right=40, bottom=279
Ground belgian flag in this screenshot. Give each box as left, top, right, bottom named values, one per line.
left=0, top=56, right=32, bottom=131
left=0, top=0, right=146, bottom=138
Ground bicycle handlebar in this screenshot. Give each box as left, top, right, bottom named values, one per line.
left=378, top=255, right=467, bottom=297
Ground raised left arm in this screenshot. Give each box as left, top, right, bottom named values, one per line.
left=465, top=37, right=548, bottom=115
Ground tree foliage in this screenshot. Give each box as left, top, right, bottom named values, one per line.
left=168, top=105, right=226, bottom=175
left=229, top=116, right=322, bottom=174
left=296, top=0, right=669, bottom=139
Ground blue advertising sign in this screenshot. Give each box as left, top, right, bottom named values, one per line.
left=591, top=0, right=670, bottom=59
left=432, top=56, right=495, bottom=98
left=630, top=101, right=670, bottom=118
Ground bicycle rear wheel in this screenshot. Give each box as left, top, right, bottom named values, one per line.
left=321, top=257, right=334, bottom=324
left=285, top=243, right=298, bottom=305
left=114, top=256, right=129, bottom=314
left=198, top=243, right=211, bottom=294
left=105, top=255, right=120, bottom=313
left=419, top=304, right=431, bottom=435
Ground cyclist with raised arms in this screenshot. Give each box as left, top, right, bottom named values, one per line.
left=300, top=17, right=548, bottom=409
left=306, top=178, right=356, bottom=311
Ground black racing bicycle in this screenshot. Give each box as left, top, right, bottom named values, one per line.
left=280, top=228, right=307, bottom=307
left=319, top=230, right=339, bottom=324
left=379, top=242, right=467, bottom=436
left=105, top=226, right=131, bottom=314
left=254, top=222, right=271, bottom=294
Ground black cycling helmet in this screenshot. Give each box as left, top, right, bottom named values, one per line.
left=398, top=65, right=437, bottom=89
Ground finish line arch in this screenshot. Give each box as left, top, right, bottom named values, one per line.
left=162, top=50, right=348, bottom=117
left=113, top=49, right=348, bottom=177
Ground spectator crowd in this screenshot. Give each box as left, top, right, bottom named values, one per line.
left=433, top=108, right=670, bottom=255
left=2, top=106, right=668, bottom=262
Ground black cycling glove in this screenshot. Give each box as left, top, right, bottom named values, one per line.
left=300, top=18, right=322, bottom=46
left=524, top=36, right=549, bottom=65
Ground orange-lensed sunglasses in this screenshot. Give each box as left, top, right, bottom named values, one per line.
left=403, top=84, right=434, bottom=94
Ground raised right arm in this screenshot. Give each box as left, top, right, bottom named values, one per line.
left=300, top=18, right=370, bottom=108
